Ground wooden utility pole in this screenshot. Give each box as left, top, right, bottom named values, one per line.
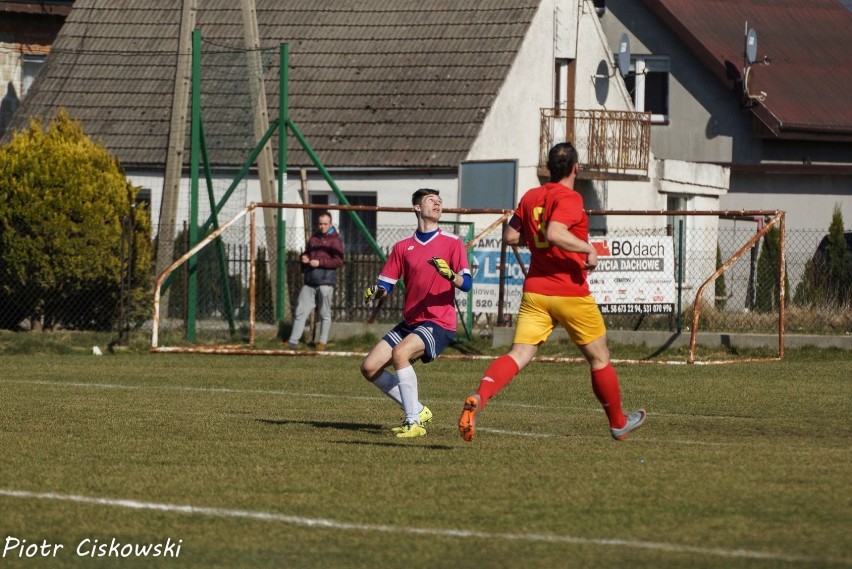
left=156, top=0, right=197, bottom=312
left=240, top=0, right=284, bottom=317
left=300, top=168, right=311, bottom=244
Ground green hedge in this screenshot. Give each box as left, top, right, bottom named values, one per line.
left=0, top=110, right=152, bottom=330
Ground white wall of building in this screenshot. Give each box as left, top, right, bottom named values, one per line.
left=464, top=0, right=552, bottom=198
left=130, top=169, right=461, bottom=252
left=133, top=0, right=737, bottom=267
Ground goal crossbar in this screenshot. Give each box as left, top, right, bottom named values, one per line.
left=152, top=205, right=787, bottom=364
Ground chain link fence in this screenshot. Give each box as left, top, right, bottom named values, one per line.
left=3, top=215, right=850, bottom=341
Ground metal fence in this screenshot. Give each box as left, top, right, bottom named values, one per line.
left=3, top=215, right=850, bottom=340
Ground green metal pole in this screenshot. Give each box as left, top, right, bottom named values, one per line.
left=198, top=122, right=279, bottom=236
left=287, top=119, right=386, bottom=262
left=187, top=28, right=201, bottom=341
left=199, top=119, right=236, bottom=335
left=276, top=43, right=289, bottom=322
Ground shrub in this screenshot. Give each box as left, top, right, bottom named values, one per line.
left=794, top=205, right=852, bottom=308
left=754, top=223, right=788, bottom=313
left=714, top=243, right=727, bottom=310
left=0, top=110, right=152, bottom=330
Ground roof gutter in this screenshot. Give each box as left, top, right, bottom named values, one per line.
left=752, top=103, right=852, bottom=142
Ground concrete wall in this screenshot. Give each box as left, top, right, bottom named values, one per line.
left=465, top=0, right=552, bottom=200
left=489, top=326, right=852, bottom=351
left=310, top=321, right=852, bottom=351
left=722, top=173, right=852, bottom=232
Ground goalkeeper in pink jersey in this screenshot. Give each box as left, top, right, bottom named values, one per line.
left=360, top=188, right=472, bottom=438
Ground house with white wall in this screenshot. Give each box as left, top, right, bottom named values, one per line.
left=0, top=0, right=72, bottom=136
left=6, top=1, right=728, bottom=238
left=599, top=0, right=852, bottom=230
left=596, top=0, right=852, bottom=309
left=9, top=0, right=777, bottom=318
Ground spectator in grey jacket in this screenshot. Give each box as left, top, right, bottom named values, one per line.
left=287, top=211, right=344, bottom=350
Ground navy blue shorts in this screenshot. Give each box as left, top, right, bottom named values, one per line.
left=382, top=320, right=455, bottom=364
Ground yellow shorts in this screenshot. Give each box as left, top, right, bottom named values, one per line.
left=513, top=292, right=606, bottom=346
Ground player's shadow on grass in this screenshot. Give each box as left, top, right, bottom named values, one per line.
left=258, top=418, right=383, bottom=433
left=336, top=440, right=453, bottom=450
left=257, top=419, right=453, bottom=449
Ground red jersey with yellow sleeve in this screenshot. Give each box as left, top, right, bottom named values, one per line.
left=508, top=182, right=590, bottom=297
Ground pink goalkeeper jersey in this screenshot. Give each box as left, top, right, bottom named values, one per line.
left=378, top=229, right=470, bottom=332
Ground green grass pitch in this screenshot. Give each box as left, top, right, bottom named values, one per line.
left=1, top=350, right=850, bottom=568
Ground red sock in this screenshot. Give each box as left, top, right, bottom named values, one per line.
left=476, top=355, right=519, bottom=408
left=590, top=363, right=627, bottom=429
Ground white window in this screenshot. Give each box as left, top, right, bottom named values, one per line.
left=554, top=58, right=570, bottom=110
left=311, top=192, right=377, bottom=254
left=624, top=56, right=669, bottom=124
left=22, top=54, right=47, bottom=97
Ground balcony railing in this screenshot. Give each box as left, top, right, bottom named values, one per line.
left=540, top=108, right=651, bottom=179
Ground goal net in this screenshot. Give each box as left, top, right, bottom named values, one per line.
left=152, top=204, right=786, bottom=364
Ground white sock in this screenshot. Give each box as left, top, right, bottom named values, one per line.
left=396, top=365, right=420, bottom=424
left=372, top=370, right=403, bottom=408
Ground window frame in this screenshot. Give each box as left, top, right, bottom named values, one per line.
left=310, top=192, right=377, bottom=254
left=624, top=55, right=670, bottom=125
left=22, top=54, right=47, bottom=97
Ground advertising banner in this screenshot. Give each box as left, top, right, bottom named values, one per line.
left=459, top=235, right=676, bottom=317
left=588, top=236, right=676, bottom=315
left=455, top=245, right=528, bottom=315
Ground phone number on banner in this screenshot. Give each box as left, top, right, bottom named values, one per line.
left=599, top=303, right=674, bottom=315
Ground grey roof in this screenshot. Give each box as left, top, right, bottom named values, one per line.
left=9, top=1, right=540, bottom=169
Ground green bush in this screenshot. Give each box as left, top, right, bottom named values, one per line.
left=754, top=223, right=788, bottom=313
left=0, top=110, right=152, bottom=330
left=714, top=243, right=727, bottom=310
left=794, top=205, right=852, bottom=308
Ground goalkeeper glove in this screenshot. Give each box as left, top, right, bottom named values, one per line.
left=363, top=284, right=387, bottom=305
left=429, top=257, right=456, bottom=281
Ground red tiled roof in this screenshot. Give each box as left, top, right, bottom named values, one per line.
left=645, top=0, right=852, bottom=140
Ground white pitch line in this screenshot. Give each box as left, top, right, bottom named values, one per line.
left=477, top=427, right=557, bottom=438
left=0, top=379, right=375, bottom=401
left=0, top=378, right=804, bottom=447
left=0, top=489, right=837, bottom=565
left=0, top=379, right=744, bottom=419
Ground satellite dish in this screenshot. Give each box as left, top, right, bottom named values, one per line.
left=617, top=33, right=631, bottom=77
left=745, top=28, right=758, bottom=64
